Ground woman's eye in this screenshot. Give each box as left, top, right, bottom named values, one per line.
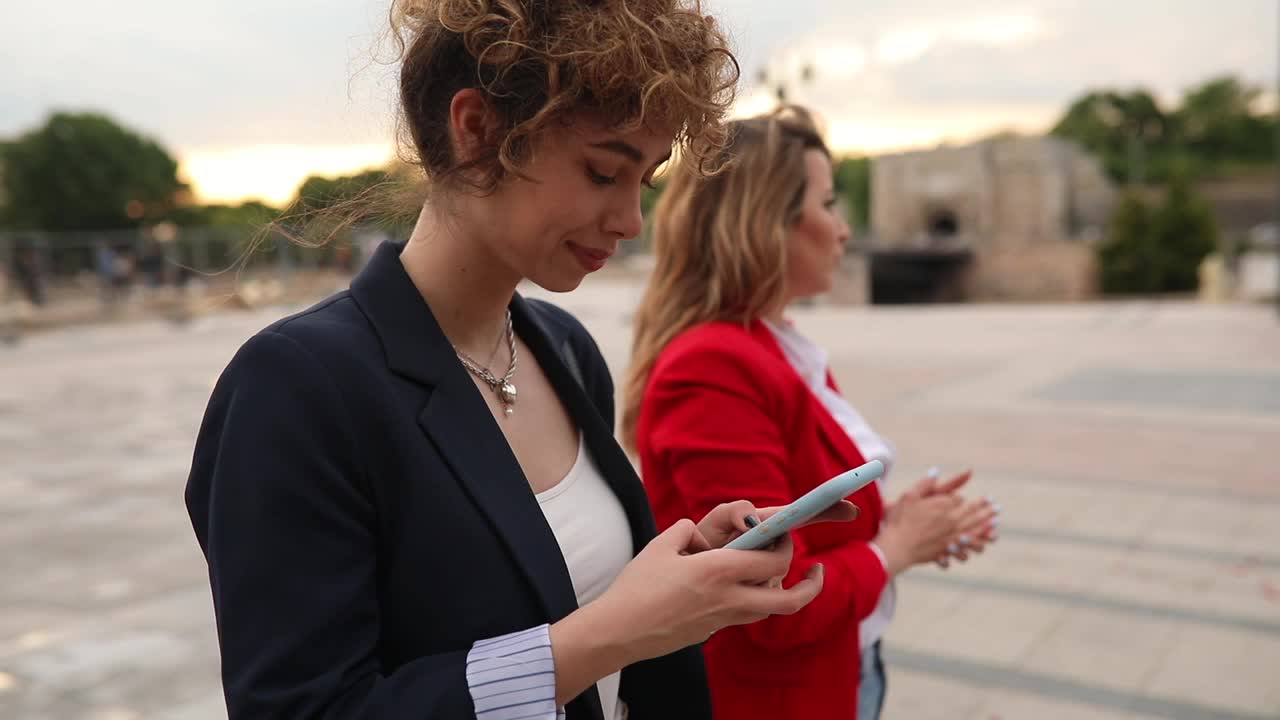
left=587, top=167, right=617, bottom=186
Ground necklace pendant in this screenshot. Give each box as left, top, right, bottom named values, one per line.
left=504, top=405, right=514, bottom=417
left=499, top=380, right=518, bottom=407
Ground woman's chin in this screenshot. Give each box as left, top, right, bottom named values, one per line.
left=526, top=268, right=588, bottom=294
left=789, top=282, right=832, bottom=304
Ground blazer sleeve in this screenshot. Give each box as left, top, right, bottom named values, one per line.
left=185, top=329, right=479, bottom=718
left=642, top=342, right=889, bottom=650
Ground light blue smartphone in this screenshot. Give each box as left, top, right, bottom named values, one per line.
left=723, top=459, right=884, bottom=551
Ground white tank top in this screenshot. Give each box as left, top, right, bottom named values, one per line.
left=536, top=435, right=633, bottom=720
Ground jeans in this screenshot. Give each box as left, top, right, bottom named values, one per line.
left=857, top=640, right=886, bottom=720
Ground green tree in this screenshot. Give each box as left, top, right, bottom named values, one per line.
left=1051, top=90, right=1172, bottom=184
left=170, top=200, right=280, bottom=229
left=1098, top=192, right=1159, bottom=293
left=640, top=177, right=667, bottom=218
left=293, top=169, right=392, bottom=212
left=0, top=140, right=12, bottom=227
left=1176, top=75, right=1277, bottom=170
left=1052, top=75, right=1277, bottom=184
left=0, top=112, right=188, bottom=231
left=1150, top=174, right=1218, bottom=292
left=1097, top=179, right=1219, bottom=295
left=833, top=156, right=871, bottom=231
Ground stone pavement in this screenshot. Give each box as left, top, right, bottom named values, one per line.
left=2, top=274, right=1278, bottom=719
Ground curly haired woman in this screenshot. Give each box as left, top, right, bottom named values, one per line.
left=184, top=2, right=859, bottom=719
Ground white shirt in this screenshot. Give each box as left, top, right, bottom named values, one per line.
left=764, top=319, right=897, bottom=651
left=536, top=435, right=633, bottom=720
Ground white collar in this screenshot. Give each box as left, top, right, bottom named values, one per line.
left=762, top=318, right=829, bottom=387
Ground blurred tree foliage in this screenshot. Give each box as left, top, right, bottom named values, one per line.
left=833, top=156, right=871, bottom=231
left=1052, top=75, right=1276, bottom=184
left=2, top=73, right=1268, bottom=249
left=0, top=112, right=189, bottom=231
left=1098, top=175, right=1219, bottom=294
left=293, top=169, right=394, bottom=213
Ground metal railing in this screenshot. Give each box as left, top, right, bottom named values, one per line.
left=0, top=225, right=400, bottom=338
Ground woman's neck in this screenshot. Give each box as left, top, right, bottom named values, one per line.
left=760, top=298, right=791, bottom=326
left=399, top=200, right=521, bottom=359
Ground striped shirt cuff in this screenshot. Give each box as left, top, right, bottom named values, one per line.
left=466, top=624, right=565, bottom=720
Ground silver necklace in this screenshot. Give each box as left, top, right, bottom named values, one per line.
left=454, top=310, right=519, bottom=416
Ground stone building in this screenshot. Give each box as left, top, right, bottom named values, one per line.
left=857, top=135, right=1115, bottom=303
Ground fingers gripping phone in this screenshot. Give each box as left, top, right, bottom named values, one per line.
left=723, top=459, right=884, bottom=551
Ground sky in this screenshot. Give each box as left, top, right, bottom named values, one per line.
left=2, top=0, right=1275, bottom=206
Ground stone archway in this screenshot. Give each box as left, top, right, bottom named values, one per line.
left=927, top=208, right=959, bottom=240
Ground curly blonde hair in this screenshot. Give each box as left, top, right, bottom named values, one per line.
left=391, top=0, right=739, bottom=191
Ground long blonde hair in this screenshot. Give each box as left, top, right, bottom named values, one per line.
left=621, top=105, right=830, bottom=451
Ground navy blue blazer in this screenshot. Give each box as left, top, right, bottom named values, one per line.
left=185, top=241, right=710, bottom=719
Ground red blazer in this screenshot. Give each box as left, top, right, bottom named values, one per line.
left=637, top=319, right=889, bottom=720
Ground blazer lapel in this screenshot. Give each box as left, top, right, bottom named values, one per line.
left=417, top=382, right=583, bottom=623
left=349, top=243, right=579, bottom=625
left=747, top=321, right=870, bottom=472
left=512, top=296, right=658, bottom=554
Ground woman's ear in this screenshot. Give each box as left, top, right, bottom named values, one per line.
left=447, top=88, right=501, bottom=165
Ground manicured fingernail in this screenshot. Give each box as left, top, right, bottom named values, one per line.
left=990, top=517, right=1000, bottom=528
left=744, top=515, right=760, bottom=528
left=927, top=466, right=940, bottom=479
left=947, top=542, right=959, bottom=554
left=958, top=534, right=971, bottom=546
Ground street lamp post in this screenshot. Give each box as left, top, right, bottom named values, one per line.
left=756, top=57, right=816, bottom=108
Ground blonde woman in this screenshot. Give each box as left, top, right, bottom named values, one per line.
left=624, top=106, right=999, bottom=720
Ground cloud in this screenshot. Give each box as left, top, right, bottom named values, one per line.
left=867, top=12, right=1043, bottom=68
left=5, top=0, right=1273, bottom=201
left=1, top=0, right=396, bottom=149
left=814, top=44, right=870, bottom=78
left=875, top=29, right=937, bottom=65
left=728, top=0, right=1274, bottom=155
left=948, top=13, right=1043, bottom=47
